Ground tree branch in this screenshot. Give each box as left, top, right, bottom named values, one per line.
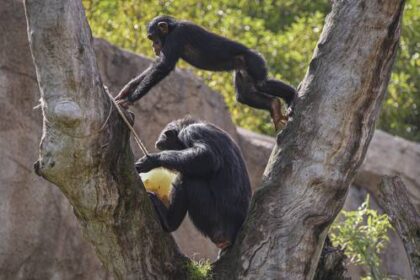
left=24, top=0, right=187, bottom=279
left=376, top=176, right=420, bottom=279
left=214, top=1, right=404, bottom=279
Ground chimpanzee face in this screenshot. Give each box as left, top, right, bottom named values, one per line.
left=155, top=127, right=185, bottom=151
left=147, top=33, right=163, bottom=56
left=147, top=21, right=169, bottom=56
left=155, top=117, right=197, bottom=151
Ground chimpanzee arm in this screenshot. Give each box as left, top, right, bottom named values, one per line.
left=157, top=143, right=221, bottom=176
left=114, top=66, right=152, bottom=100
left=148, top=180, right=188, bottom=232
left=135, top=143, right=221, bottom=176
left=127, top=38, right=182, bottom=102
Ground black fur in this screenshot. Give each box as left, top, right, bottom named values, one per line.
left=135, top=117, right=251, bottom=248
left=125, top=16, right=296, bottom=113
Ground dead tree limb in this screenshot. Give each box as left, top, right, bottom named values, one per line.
left=377, top=176, right=420, bottom=279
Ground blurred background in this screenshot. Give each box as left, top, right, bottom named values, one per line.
left=0, top=1, right=418, bottom=279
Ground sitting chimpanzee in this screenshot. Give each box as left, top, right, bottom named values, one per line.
left=135, top=117, right=251, bottom=249
left=115, top=15, right=296, bottom=129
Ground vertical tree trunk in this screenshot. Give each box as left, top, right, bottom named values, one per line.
left=24, top=0, right=404, bottom=279
left=214, top=1, right=404, bottom=279
left=24, top=1, right=187, bottom=279
left=377, top=176, right=420, bottom=279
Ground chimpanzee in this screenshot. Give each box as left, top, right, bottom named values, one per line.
left=115, top=15, right=296, bottom=129
left=135, top=117, right=251, bottom=249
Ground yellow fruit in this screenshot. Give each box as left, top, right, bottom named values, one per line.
left=140, top=167, right=178, bottom=206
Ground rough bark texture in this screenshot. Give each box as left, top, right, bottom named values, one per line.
left=239, top=124, right=418, bottom=280
left=24, top=0, right=186, bottom=279
left=21, top=0, right=404, bottom=279
left=214, top=0, right=404, bottom=279
left=313, top=237, right=349, bottom=280
left=376, top=176, right=420, bottom=279
left=0, top=1, right=110, bottom=279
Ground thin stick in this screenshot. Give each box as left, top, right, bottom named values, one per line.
left=104, top=87, right=149, bottom=156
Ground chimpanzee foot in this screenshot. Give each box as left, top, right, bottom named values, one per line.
left=270, top=99, right=288, bottom=130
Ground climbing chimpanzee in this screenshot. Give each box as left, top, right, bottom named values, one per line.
left=135, top=117, right=251, bottom=249
left=115, top=15, right=296, bottom=129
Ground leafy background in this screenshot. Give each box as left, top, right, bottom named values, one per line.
left=83, top=0, right=419, bottom=140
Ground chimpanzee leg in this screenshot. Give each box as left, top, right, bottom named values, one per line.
left=148, top=176, right=188, bottom=232
left=242, top=51, right=296, bottom=107
left=234, top=71, right=287, bottom=129
left=255, top=79, right=296, bottom=107
left=233, top=71, right=273, bottom=111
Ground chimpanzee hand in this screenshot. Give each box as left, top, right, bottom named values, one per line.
left=115, top=82, right=136, bottom=101
left=114, top=83, right=138, bottom=108
left=135, top=154, right=160, bottom=173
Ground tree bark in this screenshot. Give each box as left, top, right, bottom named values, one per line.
left=314, top=237, right=349, bottom=280
left=24, top=1, right=187, bottom=279
left=24, top=0, right=404, bottom=279
left=376, top=176, right=420, bottom=279
left=214, top=0, right=404, bottom=279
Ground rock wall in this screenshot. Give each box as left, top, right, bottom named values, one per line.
left=1, top=1, right=418, bottom=279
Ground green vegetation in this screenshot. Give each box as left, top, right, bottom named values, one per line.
left=330, top=195, right=394, bottom=280
left=83, top=0, right=419, bottom=140
left=379, top=1, right=420, bottom=141
left=185, top=259, right=212, bottom=280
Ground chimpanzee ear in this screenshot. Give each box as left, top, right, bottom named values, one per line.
left=157, top=22, right=169, bottom=34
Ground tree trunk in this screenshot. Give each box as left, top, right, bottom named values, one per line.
left=24, top=0, right=404, bottom=279
left=314, top=237, right=349, bottom=280
left=376, top=176, right=420, bottom=279
left=24, top=0, right=187, bottom=279
left=213, top=0, right=404, bottom=279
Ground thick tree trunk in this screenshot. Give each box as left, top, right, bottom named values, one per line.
left=214, top=0, right=404, bottom=279
left=376, top=176, right=420, bottom=279
left=24, top=0, right=404, bottom=279
left=24, top=1, right=187, bottom=279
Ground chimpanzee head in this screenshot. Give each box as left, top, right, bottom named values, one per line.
left=155, top=116, right=197, bottom=151
left=147, top=15, right=177, bottom=56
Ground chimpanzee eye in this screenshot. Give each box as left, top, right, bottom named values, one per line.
left=165, top=130, right=177, bottom=138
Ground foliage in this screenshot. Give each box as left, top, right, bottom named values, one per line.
left=330, top=195, right=393, bottom=280
left=378, top=1, right=420, bottom=141
left=185, top=259, right=212, bottom=280
left=83, top=0, right=419, bottom=140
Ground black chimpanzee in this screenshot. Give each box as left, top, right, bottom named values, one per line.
left=115, top=15, right=296, bottom=129
left=135, top=117, right=251, bottom=249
